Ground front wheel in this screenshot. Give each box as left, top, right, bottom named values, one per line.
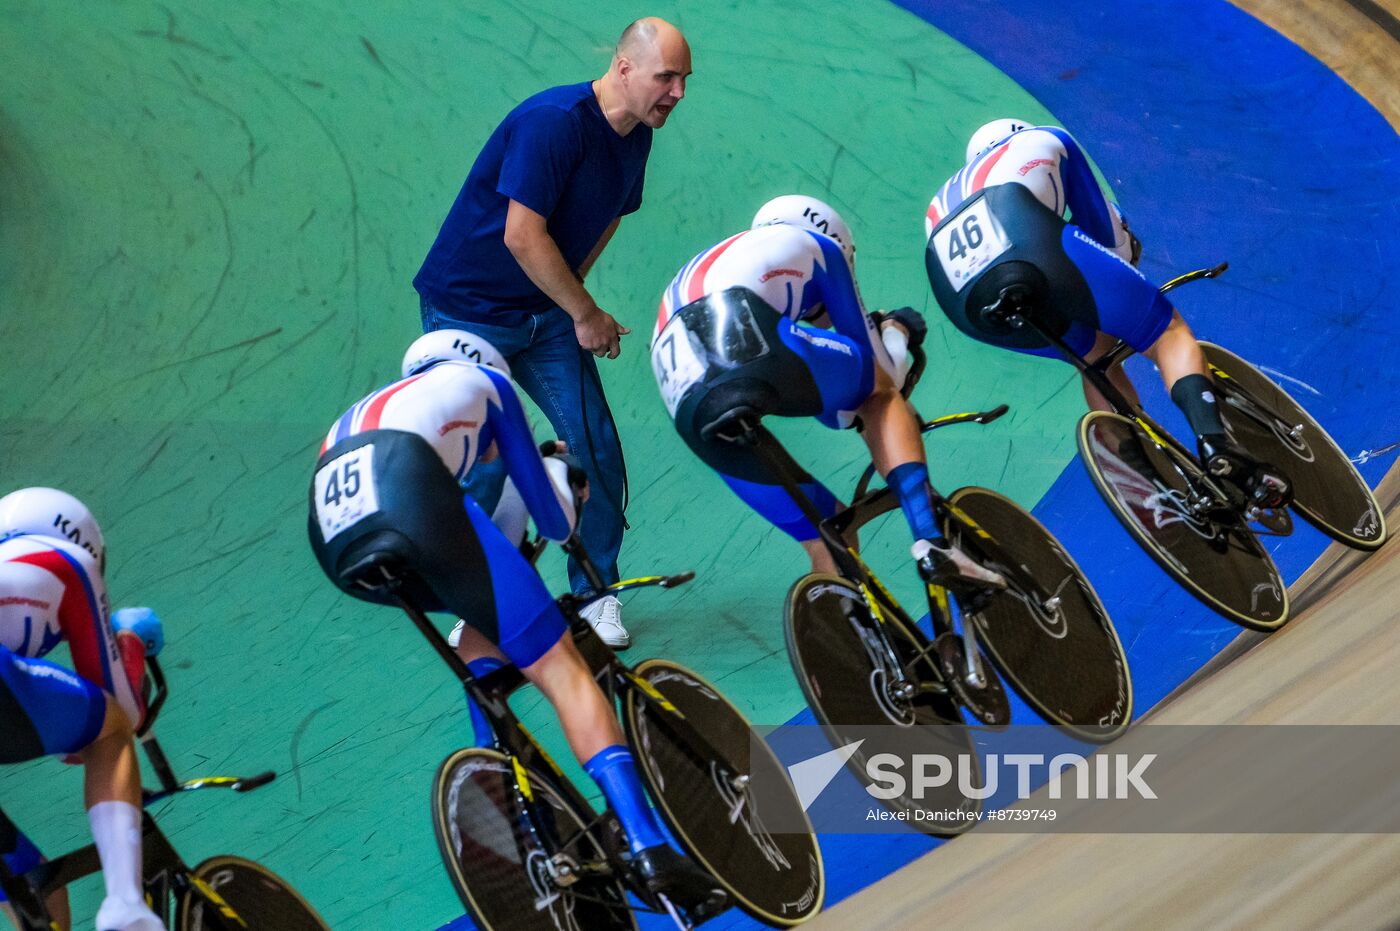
left=943, top=487, right=1133, bottom=741
left=783, top=573, right=981, bottom=836
left=177, top=855, right=329, bottom=931
left=1201, top=341, right=1386, bottom=550
left=1078, top=410, right=1288, bottom=630
left=622, top=659, right=824, bottom=927
left=431, top=747, right=636, bottom=931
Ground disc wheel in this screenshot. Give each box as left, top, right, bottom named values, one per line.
left=622, top=659, right=824, bottom=927
left=1078, top=410, right=1288, bottom=630
left=1202, top=341, right=1386, bottom=550
left=943, top=486, right=1133, bottom=740
left=431, top=747, right=635, bottom=931
left=783, top=573, right=982, bottom=835
left=177, top=855, right=330, bottom=931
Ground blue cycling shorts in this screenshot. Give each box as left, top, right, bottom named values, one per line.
left=0, top=646, right=107, bottom=763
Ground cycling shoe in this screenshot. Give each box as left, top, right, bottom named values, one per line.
left=632, top=844, right=728, bottom=920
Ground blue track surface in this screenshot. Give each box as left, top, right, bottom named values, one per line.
left=446, top=2, right=1400, bottom=927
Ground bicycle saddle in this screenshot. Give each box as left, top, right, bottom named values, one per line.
left=337, top=539, right=410, bottom=594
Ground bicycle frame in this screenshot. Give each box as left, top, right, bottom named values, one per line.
left=392, top=544, right=749, bottom=918
left=727, top=416, right=988, bottom=693
left=993, top=262, right=1273, bottom=521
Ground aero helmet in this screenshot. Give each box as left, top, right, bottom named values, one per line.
left=751, top=195, right=855, bottom=264
left=0, top=487, right=106, bottom=569
left=402, top=329, right=510, bottom=379
left=966, top=118, right=1033, bottom=164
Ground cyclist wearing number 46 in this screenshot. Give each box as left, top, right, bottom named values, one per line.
left=0, top=488, right=166, bottom=931
left=651, top=195, right=1003, bottom=590
left=924, top=119, right=1290, bottom=508
left=306, top=331, right=724, bottom=916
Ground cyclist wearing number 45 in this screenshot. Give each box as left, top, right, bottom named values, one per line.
left=924, top=119, right=1289, bottom=507
left=306, top=331, right=724, bottom=915
left=651, top=195, right=1004, bottom=589
left=0, top=488, right=166, bottom=931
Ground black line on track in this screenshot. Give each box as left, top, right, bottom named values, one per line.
left=1343, top=0, right=1400, bottom=44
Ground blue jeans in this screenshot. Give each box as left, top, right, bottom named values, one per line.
left=420, top=296, right=624, bottom=593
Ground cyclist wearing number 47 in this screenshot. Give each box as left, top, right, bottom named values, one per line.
left=0, top=488, right=166, bottom=931
left=306, top=330, right=724, bottom=915
left=651, top=195, right=1003, bottom=589
left=924, top=119, right=1289, bottom=507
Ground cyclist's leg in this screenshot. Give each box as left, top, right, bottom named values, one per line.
left=672, top=353, right=845, bottom=574
left=452, top=498, right=675, bottom=856
left=1059, top=228, right=1226, bottom=434
left=785, top=320, right=1004, bottom=586
left=1082, top=330, right=1144, bottom=412
left=719, top=472, right=842, bottom=575
left=450, top=625, right=509, bottom=750
left=0, top=650, right=159, bottom=930
left=1, top=820, right=70, bottom=931
left=78, top=697, right=165, bottom=931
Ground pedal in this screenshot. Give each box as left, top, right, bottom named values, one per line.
left=1250, top=473, right=1291, bottom=510
left=1204, top=453, right=1238, bottom=478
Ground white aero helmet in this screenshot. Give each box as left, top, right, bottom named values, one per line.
left=751, top=195, right=855, bottom=264
left=966, top=118, right=1033, bottom=164
left=0, top=487, right=106, bottom=569
left=402, top=329, right=510, bottom=379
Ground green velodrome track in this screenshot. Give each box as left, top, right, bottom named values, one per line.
left=2, top=2, right=1092, bottom=927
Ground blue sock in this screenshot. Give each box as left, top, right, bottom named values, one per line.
left=888, top=461, right=940, bottom=541
left=584, top=745, right=668, bottom=854
left=466, top=657, right=506, bottom=748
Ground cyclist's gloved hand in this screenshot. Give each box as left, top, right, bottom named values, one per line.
left=113, top=607, right=164, bottom=657
left=539, top=440, right=588, bottom=491
left=883, top=306, right=928, bottom=350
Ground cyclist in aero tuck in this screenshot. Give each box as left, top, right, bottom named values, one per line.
left=651, top=194, right=1005, bottom=588
left=306, top=330, right=723, bottom=915
left=923, top=119, right=1289, bottom=507
left=0, top=487, right=165, bottom=931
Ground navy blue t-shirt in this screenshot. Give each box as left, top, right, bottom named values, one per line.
left=414, top=82, right=653, bottom=322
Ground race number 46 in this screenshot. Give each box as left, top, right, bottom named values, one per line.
left=314, top=445, right=381, bottom=541
left=933, top=199, right=1012, bottom=291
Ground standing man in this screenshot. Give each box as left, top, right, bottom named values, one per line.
left=414, top=17, right=692, bottom=649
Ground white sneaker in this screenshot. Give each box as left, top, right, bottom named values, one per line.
left=579, top=595, right=630, bottom=649
left=97, top=896, right=166, bottom=931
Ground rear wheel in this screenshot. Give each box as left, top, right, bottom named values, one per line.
left=177, top=855, right=329, bottom=931
left=943, top=487, right=1132, bottom=741
left=622, top=659, right=823, bottom=927
left=1078, top=410, right=1288, bottom=630
left=430, top=747, right=635, bottom=931
left=1202, top=341, right=1386, bottom=550
left=783, top=573, right=981, bottom=835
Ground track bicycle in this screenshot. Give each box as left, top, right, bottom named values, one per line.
left=333, top=535, right=824, bottom=930
left=703, top=358, right=1132, bottom=837
left=0, top=657, right=330, bottom=931
left=983, top=261, right=1387, bottom=629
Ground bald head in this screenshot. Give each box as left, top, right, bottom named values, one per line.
left=616, top=17, right=685, bottom=61
left=601, top=17, right=691, bottom=132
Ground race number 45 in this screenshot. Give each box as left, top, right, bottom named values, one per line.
left=933, top=198, right=1011, bottom=291
left=314, top=445, right=381, bottom=541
